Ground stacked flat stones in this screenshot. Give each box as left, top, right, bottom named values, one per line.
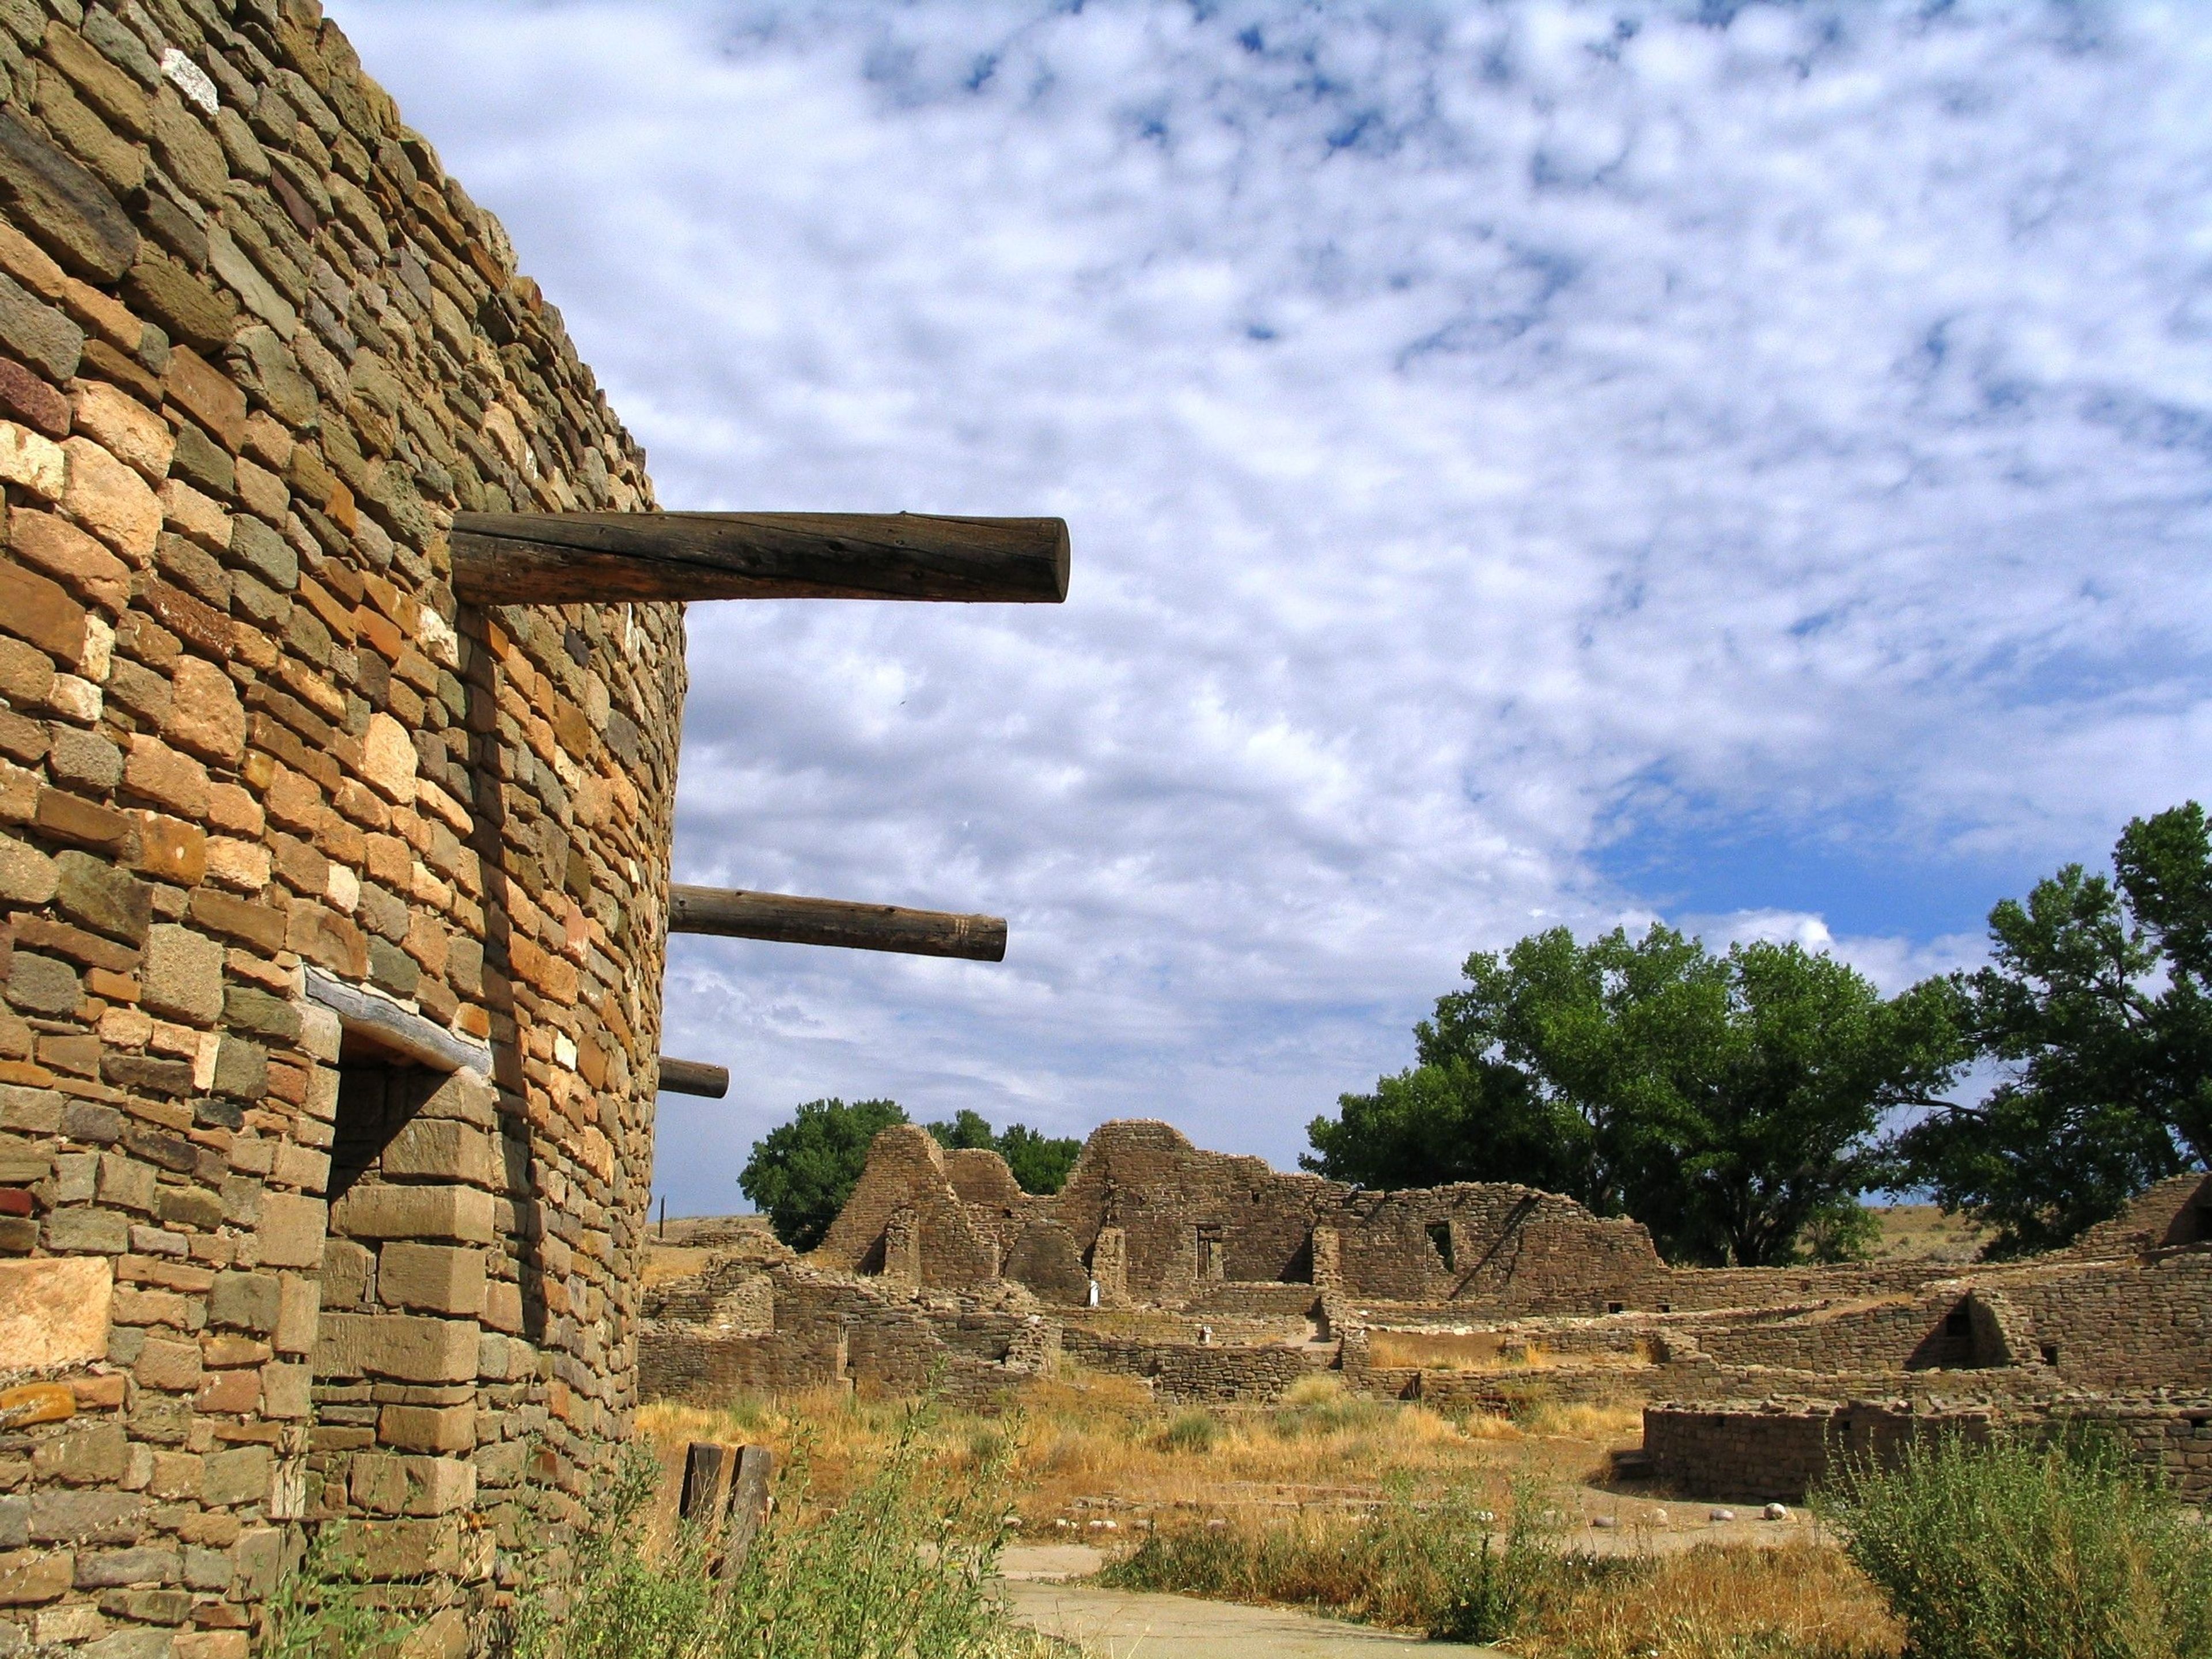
left=0, top=1, right=685, bottom=1653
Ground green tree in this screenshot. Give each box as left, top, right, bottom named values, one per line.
left=1891, top=802, right=2212, bottom=1256
left=1308, top=926, right=1965, bottom=1266
left=739, top=1098, right=907, bottom=1250
left=925, top=1109, right=1082, bottom=1195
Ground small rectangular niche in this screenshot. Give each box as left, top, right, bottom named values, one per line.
left=1425, top=1221, right=1454, bottom=1271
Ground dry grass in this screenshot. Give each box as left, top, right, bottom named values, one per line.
left=1520, top=1541, right=1902, bottom=1659
left=1866, top=1203, right=1989, bottom=1264
left=1368, top=1331, right=1658, bottom=1374
left=640, top=1246, right=719, bottom=1286
left=638, top=1370, right=1573, bottom=1531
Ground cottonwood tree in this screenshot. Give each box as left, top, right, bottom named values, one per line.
left=926, top=1108, right=1084, bottom=1194
left=1892, top=802, right=2212, bottom=1256
left=740, top=1097, right=908, bottom=1250
left=1308, top=926, right=1967, bottom=1266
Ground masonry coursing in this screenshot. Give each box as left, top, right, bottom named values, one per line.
left=0, top=2, right=683, bottom=1652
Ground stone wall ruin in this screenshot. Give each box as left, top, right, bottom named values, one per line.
left=642, top=1126, right=2212, bottom=1505
left=0, top=2, right=683, bottom=1652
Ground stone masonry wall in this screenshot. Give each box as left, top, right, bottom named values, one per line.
left=1645, top=1393, right=2212, bottom=1504
left=0, top=2, right=684, bottom=1653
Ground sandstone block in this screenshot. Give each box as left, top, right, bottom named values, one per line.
left=285, top=901, right=365, bottom=976
left=6, top=952, right=79, bottom=1017
left=0, top=835, right=57, bottom=904
left=31, top=1423, right=126, bottom=1486
left=141, top=923, right=221, bottom=1023
left=158, top=477, right=230, bottom=550
left=377, top=1244, right=485, bottom=1317
left=480, top=1279, right=524, bottom=1335
left=260, top=1361, right=310, bottom=1419
left=162, top=657, right=243, bottom=763
left=360, top=711, right=416, bottom=803
left=350, top=1454, right=406, bottom=1516
left=40, top=1206, right=125, bottom=1254
left=207, top=1270, right=279, bottom=1334
left=0, top=419, right=63, bottom=498
left=273, top=1273, right=319, bottom=1355
left=68, top=382, right=171, bottom=483
left=0, top=269, right=80, bottom=386
left=71, top=1544, right=177, bottom=1587
left=0, top=1547, right=71, bottom=1604
left=26, top=1489, right=142, bottom=1544
left=0, top=354, right=69, bottom=437
left=200, top=1445, right=272, bottom=1508
left=0, top=108, right=137, bottom=282
left=161, top=347, right=245, bottom=451
left=60, top=437, right=161, bottom=559
left=134, top=1336, right=202, bottom=1391
left=315, top=1312, right=480, bottom=1384
left=402, top=1455, right=476, bottom=1517
left=0, top=1253, right=111, bottom=1368
left=54, top=851, right=149, bottom=944
left=254, top=1192, right=325, bottom=1270
left=0, top=559, right=85, bottom=665
left=33, top=787, right=131, bottom=854
left=381, top=1120, right=498, bottom=1190
left=7, top=510, right=130, bottom=611
left=378, top=1402, right=475, bottom=1454
left=123, top=734, right=210, bottom=818
left=331, top=1184, right=494, bottom=1245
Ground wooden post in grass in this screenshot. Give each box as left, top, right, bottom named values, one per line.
left=721, top=1445, right=776, bottom=1580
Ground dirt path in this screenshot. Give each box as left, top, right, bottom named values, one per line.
left=1001, top=1581, right=1486, bottom=1657
left=997, top=1548, right=1486, bottom=1658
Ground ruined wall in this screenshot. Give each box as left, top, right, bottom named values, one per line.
left=1645, top=1394, right=2212, bottom=1504
left=0, top=2, right=683, bottom=1652
left=808, top=1123, right=998, bottom=1289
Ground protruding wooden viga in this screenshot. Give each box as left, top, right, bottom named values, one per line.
left=657, top=1058, right=730, bottom=1098
left=449, top=511, right=1069, bottom=605
left=667, top=885, right=1007, bottom=962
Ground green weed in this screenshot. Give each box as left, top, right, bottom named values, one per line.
left=1813, top=1426, right=2212, bottom=1659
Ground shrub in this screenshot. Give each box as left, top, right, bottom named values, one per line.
left=1813, top=1427, right=2212, bottom=1659
left=1158, top=1408, right=1222, bottom=1455
left=1103, top=1469, right=1565, bottom=1641
left=512, top=1404, right=1051, bottom=1659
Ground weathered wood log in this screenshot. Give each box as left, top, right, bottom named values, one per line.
left=720, top=1445, right=775, bottom=1581
left=449, top=512, right=1070, bottom=605
left=658, top=1058, right=730, bottom=1098
left=667, top=885, right=1007, bottom=962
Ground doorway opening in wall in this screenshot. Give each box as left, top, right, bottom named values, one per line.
left=1425, top=1222, right=1453, bottom=1271
left=1197, top=1226, right=1225, bottom=1282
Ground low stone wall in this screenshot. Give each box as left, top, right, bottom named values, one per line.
left=1645, top=1393, right=2212, bottom=1503
left=1060, top=1325, right=1328, bottom=1403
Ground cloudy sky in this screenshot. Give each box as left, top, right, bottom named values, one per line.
left=327, top=1, right=2212, bottom=1215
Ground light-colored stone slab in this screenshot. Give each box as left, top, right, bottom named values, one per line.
left=0, top=1256, right=112, bottom=1372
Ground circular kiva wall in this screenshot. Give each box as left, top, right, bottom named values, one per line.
left=0, top=1, right=684, bottom=1650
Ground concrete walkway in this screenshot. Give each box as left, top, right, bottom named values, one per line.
left=997, top=1549, right=1484, bottom=1658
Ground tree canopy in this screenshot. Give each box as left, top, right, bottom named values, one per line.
left=740, top=1100, right=1088, bottom=1249
left=1889, top=802, right=2212, bottom=1256
left=739, top=1097, right=907, bottom=1251
left=925, top=1108, right=1084, bottom=1195
left=1307, top=926, right=1965, bottom=1266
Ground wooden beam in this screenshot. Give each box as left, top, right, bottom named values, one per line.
left=658, top=1058, right=729, bottom=1098
left=667, top=885, right=1007, bottom=962
left=449, top=512, right=1069, bottom=605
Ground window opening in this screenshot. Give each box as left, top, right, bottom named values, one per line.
left=1425, top=1222, right=1454, bottom=1271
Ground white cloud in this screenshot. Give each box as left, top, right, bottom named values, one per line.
left=326, top=0, right=2212, bottom=1210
